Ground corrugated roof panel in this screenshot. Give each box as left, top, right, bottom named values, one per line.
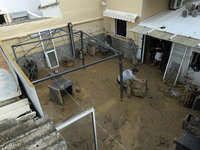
left=171, top=36, right=200, bottom=48
left=148, top=30, right=173, bottom=41
left=129, top=1, right=200, bottom=48
left=129, top=25, right=152, bottom=34
left=140, top=9, right=182, bottom=29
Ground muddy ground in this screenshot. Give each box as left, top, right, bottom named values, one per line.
left=34, top=52, right=200, bottom=150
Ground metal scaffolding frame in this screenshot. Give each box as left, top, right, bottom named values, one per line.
left=56, top=107, right=98, bottom=150
left=11, top=29, right=124, bottom=99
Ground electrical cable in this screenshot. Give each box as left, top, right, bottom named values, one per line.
left=14, top=27, right=126, bottom=149
left=37, top=61, right=127, bottom=150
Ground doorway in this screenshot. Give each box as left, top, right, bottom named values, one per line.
left=0, top=15, right=5, bottom=25
left=144, top=36, right=172, bottom=72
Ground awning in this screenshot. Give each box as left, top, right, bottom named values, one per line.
left=129, top=5, right=200, bottom=48
left=103, top=9, right=139, bottom=23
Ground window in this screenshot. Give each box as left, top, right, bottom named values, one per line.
left=0, top=15, right=5, bottom=24
left=190, top=52, right=200, bottom=72
left=115, top=19, right=127, bottom=37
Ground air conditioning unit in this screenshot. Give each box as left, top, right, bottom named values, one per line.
left=170, top=0, right=184, bottom=10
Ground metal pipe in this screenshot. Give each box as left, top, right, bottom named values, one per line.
left=32, top=53, right=121, bottom=84
left=11, top=46, right=18, bottom=62
left=81, top=31, right=85, bottom=66
left=68, top=22, right=76, bottom=58
left=119, top=54, right=123, bottom=100
left=28, top=32, right=55, bottom=78
left=59, top=28, right=70, bottom=34
left=163, top=43, right=175, bottom=80
left=92, top=107, right=98, bottom=150
left=58, top=30, right=79, bottom=67
left=169, top=34, right=177, bottom=40
left=147, top=29, right=155, bottom=34
left=174, top=46, right=188, bottom=85
left=12, top=31, right=80, bottom=47
left=129, top=39, right=133, bottom=64
left=16, top=33, right=51, bottom=63
left=56, top=107, right=98, bottom=150
left=56, top=107, right=94, bottom=130
left=141, top=35, right=146, bottom=63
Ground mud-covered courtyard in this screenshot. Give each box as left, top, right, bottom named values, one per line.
left=34, top=52, right=200, bottom=150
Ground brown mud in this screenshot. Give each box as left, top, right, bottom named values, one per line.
left=35, top=52, right=200, bottom=150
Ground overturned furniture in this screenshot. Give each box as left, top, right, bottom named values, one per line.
left=129, top=79, right=147, bottom=98
left=48, top=78, right=74, bottom=105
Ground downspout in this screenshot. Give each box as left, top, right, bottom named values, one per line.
left=141, top=35, right=146, bottom=63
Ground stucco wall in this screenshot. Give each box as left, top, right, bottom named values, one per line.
left=0, top=0, right=104, bottom=57
left=17, top=33, right=105, bottom=69
left=102, top=0, right=143, bottom=39
left=105, top=0, right=143, bottom=14
left=41, top=5, right=61, bottom=17
left=2, top=19, right=103, bottom=58
left=0, top=0, right=171, bottom=65
left=141, top=0, right=171, bottom=21
left=59, top=0, right=103, bottom=23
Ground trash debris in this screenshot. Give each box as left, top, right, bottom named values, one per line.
left=165, top=89, right=180, bottom=98
left=130, top=79, right=147, bottom=98
left=76, top=86, right=81, bottom=92
left=182, top=114, right=200, bottom=139
left=62, top=57, right=74, bottom=67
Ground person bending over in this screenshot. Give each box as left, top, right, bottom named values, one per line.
left=117, top=68, right=144, bottom=88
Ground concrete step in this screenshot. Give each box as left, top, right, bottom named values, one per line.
left=16, top=111, right=37, bottom=124
left=43, top=140, right=68, bottom=150
left=0, top=112, right=36, bottom=133
left=23, top=132, right=64, bottom=150
left=1, top=121, right=56, bottom=150
left=0, top=116, right=50, bottom=145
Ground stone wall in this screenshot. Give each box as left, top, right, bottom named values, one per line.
left=111, top=36, right=138, bottom=64
left=17, top=33, right=138, bottom=72
left=17, top=33, right=105, bottom=70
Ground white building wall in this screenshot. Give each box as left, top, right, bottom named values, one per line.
left=40, top=0, right=56, bottom=7
left=39, top=0, right=61, bottom=17
left=0, top=0, right=42, bottom=16
left=41, top=5, right=61, bottom=17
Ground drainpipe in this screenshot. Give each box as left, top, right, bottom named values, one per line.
left=68, top=22, right=76, bottom=58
